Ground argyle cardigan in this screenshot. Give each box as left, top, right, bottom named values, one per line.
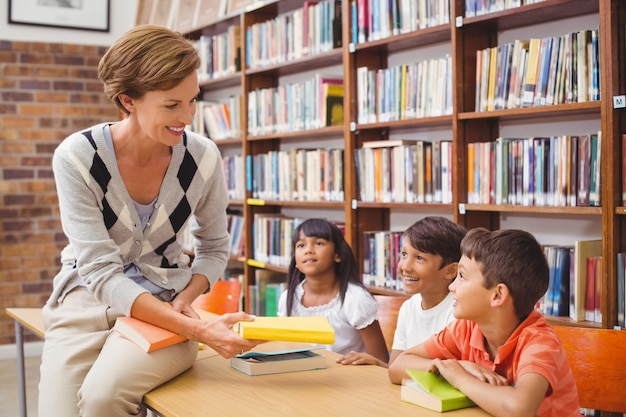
left=47, top=123, right=230, bottom=315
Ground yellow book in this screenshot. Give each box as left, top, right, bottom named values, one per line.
left=234, top=316, right=335, bottom=344
left=486, top=46, right=498, bottom=111
left=522, top=38, right=542, bottom=107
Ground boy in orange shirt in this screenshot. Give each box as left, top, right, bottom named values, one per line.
left=389, top=228, right=580, bottom=417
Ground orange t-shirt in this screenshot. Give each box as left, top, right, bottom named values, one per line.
left=424, top=311, right=580, bottom=417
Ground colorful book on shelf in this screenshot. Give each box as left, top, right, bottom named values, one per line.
left=617, top=252, right=626, bottom=328
left=585, top=255, right=602, bottom=322
left=362, top=139, right=420, bottom=149
left=401, top=369, right=475, bottom=412
left=570, top=239, right=602, bottom=322
left=521, top=37, right=541, bottom=107
left=230, top=347, right=327, bottom=376
left=113, top=316, right=187, bottom=353
left=234, top=316, right=335, bottom=344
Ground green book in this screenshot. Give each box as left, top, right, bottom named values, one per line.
left=401, top=369, right=475, bottom=412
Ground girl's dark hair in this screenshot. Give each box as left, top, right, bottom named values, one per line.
left=285, top=218, right=365, bottom=315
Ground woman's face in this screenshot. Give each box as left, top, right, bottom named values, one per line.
left=131, top=72, right=200, bottom=147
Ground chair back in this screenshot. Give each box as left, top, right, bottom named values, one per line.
left=374, top=295, right=409, bottom=352
left=192, top=279, right=241, bottom=315
left=553, top=325, right=626, bottom=413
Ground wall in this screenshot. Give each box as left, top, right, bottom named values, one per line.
left=0, top=0, right=136, bottom=345
left=0, top=0, right=138, bottom=45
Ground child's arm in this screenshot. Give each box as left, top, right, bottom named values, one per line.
left=359, top=320, right=390, bottom=364
left=388, top=348, right=403, bottom=365
left=433, top=359, right=548, bottom=417
left=388, top=343, right=434, bottom=383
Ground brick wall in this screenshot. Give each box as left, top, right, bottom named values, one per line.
left=0, top=40, right=119, bottom=345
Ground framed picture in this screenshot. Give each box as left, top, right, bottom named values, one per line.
left=8, top=0, right=110, bottom=32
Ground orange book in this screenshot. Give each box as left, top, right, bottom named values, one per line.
left=113, top=316, right=187, bottom=353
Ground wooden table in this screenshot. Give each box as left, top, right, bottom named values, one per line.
left=144, top=341, right=491, bottom=417
left=7, top=308, right=490, bottom=417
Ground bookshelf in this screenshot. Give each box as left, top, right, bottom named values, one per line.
left=176, top=0, right=626, bottom=335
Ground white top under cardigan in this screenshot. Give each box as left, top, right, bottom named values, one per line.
left=277, top=280, right=379, bottom=355
left=48, top=123, right=230, bottom=316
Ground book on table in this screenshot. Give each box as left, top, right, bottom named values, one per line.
left=113, top=316, right=187, bottom=353
left=401, top=369, right=475, bottom=412
left=230, top=347, right=327, bottom=376
left=234, top=316, right=335, bottom=344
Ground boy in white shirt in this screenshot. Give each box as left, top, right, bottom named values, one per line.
left=337, top=217, right=467, bottom=367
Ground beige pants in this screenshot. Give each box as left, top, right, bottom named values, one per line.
left=38, top=287, right=198, bottom=417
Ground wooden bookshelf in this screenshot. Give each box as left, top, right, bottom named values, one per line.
left=177, top=0, right=626, bottom=337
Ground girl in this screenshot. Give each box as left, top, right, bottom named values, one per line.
left=278, top=218, right=389, bottom=364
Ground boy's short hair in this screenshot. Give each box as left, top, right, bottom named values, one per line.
left=460, top=228, right=549, bottom=318
left=403, top=217, right=467, bottom=269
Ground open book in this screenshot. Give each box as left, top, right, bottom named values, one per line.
left=234, top=316, right=335, bottom=344
left=401, top=369, right=475, bottom=412
left=230, top=347, right=327, bottom=376
left=113, top=316, right=187, bottom=353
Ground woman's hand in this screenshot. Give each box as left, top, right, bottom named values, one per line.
left=193, top=312, right=262, bottom=358
left=170, top=297, right=200, bottom=319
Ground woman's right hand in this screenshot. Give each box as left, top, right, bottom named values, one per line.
left=195, top=312, right=262, bottom=358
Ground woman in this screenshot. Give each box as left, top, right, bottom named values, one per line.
left=38, top=25, right=259, bottom=417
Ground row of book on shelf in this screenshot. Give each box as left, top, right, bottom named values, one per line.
left=465, top=0, right=545, bottom=18
left=189, top=1, right=341, bottom=82
left=245, top=0, right=342, bottom=69
left=247, top=74, right=344, bottom=136
left=223, top=154, right=245, bottom=200
left=350, top=0, right=451, bottom=45
left=246, top=269, right=287, bottom=317
left=214, top=130, right=626, bottom=208
left=252, top=215, right=307, bottom=268
left=355, top=139, right=453, bottom=204
left=356, top=55, right=453, bottom=125
left=191, top=98, right=241, bottom=141
left=467, top=132, right=602, bottom=207
left=194, top=27, right=242, bottom=82
left=138, top=0, right=264, bottom=35
left=537, top=241, right=603, bottom=324
left=247, top=148, right=345, bottom=202
left=475, top=28, right=600, bottom=112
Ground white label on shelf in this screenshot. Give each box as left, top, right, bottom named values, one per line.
left=455, top=16, right=463, bottom=28
left=348, top=43, right=355, bottom=53
left=350, top=122, right=356, bottom=132
left=458, top=203, right=466, bottom=214
left=351, top=199, right=357, bottom=210
left=613, top=95, right=626, bottom=109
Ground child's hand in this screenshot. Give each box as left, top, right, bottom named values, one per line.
left=336, top=351, right=386, bottom=367
left=433, top=358, right=509, bottom=387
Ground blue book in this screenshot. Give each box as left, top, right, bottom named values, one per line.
left=351, top=0, right=358, bottom=44
left=552, top=246, right=571, bottom=317
left=245, top=154, right=252, bottom=192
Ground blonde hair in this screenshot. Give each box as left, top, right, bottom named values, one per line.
left=98, top=25, right=200, bottom=114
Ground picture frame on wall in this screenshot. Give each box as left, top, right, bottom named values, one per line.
left=8, top=0, right=110, bottom=32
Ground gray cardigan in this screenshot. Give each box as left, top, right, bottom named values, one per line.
left=48, top=123, right=230, bottom=315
